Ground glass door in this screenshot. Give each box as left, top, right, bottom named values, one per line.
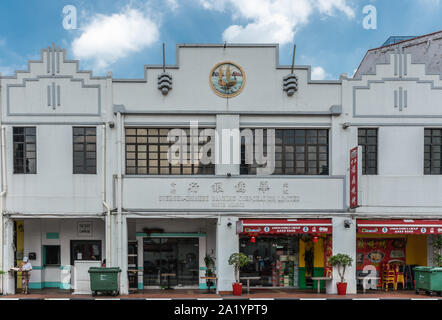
left=143, top=237, right=199, bottom=287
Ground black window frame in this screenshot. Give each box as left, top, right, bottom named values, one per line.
left=70, top=240, right=102, bottom=266
left=125, top=128, right=215, bottom=175
left=73, top=127, right=97, bottom=174
left=240, top=128, right=329, bottom=176
left=358, top=128, right=378, bottom=175
left=43, top=245, right=61, bottom=266
left=424, top=129, right=442, bottom=175
left=13, top=127, right=37, bottom=174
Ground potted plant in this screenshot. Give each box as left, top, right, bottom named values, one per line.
left=204, top=254, right=216, bottom=276
left=228, top=253, right=249, bottom=296
left=204, top=254, right=216, bottom=290
left=329, top=253, right=353, bottom=295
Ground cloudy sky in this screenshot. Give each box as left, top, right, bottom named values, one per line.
left=0, top=0, right=441, bottom=79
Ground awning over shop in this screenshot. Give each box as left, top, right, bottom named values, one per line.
left=238, top=219, right=333, bottom=235
left=357, top=219, right=442, bottom=235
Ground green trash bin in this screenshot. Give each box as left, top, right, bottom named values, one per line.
left=88, top=267, right=121, bottom=296
left=414, top=266, right=442, bottom=296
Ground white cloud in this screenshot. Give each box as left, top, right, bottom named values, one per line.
left=311, top=66, right=330, bottom=80
left=72, top=7, right=159, bottom=71
left=199, top=0, right=355, bottom=44
left=166, top=0, right=179, bottom=10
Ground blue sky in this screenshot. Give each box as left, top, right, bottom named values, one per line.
left=0, top=0, right=441, bottom=79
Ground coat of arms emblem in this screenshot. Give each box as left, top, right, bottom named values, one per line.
left=210, top=61, right=245, bottom=98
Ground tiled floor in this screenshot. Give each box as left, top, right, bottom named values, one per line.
left=2, top=288, right=441, bottom=299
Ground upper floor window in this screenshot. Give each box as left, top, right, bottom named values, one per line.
left=73, top=127, right=96, bottom=174
left=13, top=127, right=36, bottom=174
left=241, top=129, right=329, bottom=175
left=424, top=129, right=442, bottom=175
left=358, top=128, right=378, bottom=175
left=125, top=128, right=215, bottom=175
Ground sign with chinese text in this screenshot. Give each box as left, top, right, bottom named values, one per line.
left=350, top=147, right=359, bottom=209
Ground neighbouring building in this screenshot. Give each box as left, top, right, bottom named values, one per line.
left=1, top=31, right=442, bottom=295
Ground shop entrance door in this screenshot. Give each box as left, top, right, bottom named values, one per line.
left=143, top=237, right=199, bottom=288
left=240, top=236, right=299, bottom=288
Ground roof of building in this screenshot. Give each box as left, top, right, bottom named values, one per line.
left=354, top=30, right=442, bottom=78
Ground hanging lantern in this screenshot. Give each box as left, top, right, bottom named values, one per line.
left=312, top=236, right=319, bottom=244
left=251, top=236, right=256, bottom=243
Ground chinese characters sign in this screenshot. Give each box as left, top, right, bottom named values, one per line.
left=350, top=147, right=359, bottom=209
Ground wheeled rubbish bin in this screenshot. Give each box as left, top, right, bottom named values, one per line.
left=414, top=266, right=442, bottom=296
left=88, top=267, right=121, bottom=296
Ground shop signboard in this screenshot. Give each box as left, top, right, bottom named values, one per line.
left=240, top=219, right=332, bottom=235
left=357, top=220, right=442, bottom=235
left=350, top=147, right=359, bottom=209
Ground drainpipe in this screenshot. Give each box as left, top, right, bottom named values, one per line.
left=102, top=125, right=111, bottom=267
left=0, top=126, right=7, bottom=295
left=116, top=112, right=123, bottom=270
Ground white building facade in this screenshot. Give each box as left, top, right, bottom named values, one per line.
left=0, top=36, right=441, bottom=295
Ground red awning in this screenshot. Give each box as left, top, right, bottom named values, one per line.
left=357, top=219, right=442, bottom=235
left=238, top=219, right=332, bottom=235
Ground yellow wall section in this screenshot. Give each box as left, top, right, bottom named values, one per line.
left=299, top=238, right=324, bottom=268
left=16, top=221, right=24, bottom=289
left=357, top=234, right=427, bottom=266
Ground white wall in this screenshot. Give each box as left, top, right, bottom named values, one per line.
left=23, top=219, right=105, bottom=290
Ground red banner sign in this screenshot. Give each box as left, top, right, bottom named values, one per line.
left=357, top=220, right=442, bottom=235
left=350, top=147, right=359, bottom=209
left=240, top=219, right=333, bottom=235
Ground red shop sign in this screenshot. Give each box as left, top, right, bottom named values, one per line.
left=357, top=220, right=442, bottom=235
left=350, top=147, right=359, bottom=209
left=239, top=219, right=333, bottom=235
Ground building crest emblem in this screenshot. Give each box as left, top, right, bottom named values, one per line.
left=210, top=61, right=246, bottom=98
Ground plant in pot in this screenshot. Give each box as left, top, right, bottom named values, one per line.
left=204, top=254, right=216, bottom=289
left=228, top=253, right=249, bottom=296
left=328, top=253, right=353, bottom=295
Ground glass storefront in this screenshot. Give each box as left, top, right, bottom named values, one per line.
left=143, top=237, right=199, bottom=287
left=239, top=236, right=299, bottom=287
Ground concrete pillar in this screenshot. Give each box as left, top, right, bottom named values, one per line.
left=3, top=218, right=15, bottom=294
left=215, top=216, right=238, bottom=294
left=326, top=217, right=357, bottom=295
left=119, top=215, right=128, bottom=295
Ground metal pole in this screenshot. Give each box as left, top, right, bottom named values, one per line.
left=162, top=43, right=166, bottom=73
left=291, top=44, right=296, bottom=74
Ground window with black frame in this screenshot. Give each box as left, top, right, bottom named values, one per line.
left=44, top=245, right=61, bottom=266
left=125, top=128, right=215, bottom=175
left=73, top=127, right=97, bottom=174
left=13, top=127, right=36, bottom=174
left=424, top=129, right=442, bottom=175
left=240, top=129, right=329, bottom=175
left=358, top=128, right=378, bottom=175
left=70, top=240, right=101, bottom=265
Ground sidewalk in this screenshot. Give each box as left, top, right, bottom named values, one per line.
left=1, top=289, right=441, bottom=300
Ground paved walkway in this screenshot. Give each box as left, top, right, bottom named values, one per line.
left=1, top=289, right=441, bottom=300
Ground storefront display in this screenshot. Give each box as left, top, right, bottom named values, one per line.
left=239, top=236, right=299, bottom=287
left=356, top=238, right=407, bottom=275
left=238, top=219, right=333, bottom=289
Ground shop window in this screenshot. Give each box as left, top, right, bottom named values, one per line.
left=44, top=245, right=61, bottom=266
left=424, top=129, right=442, bottom=175
left=13, top=127, right=37, bottom=174
left=70, top=240, right=102, bottom=265
left=240, top=129, right=329, bottom=175
left=358, top=128, right=378, bottom=175
left=239, top=236, right=300, bottom=287
left=125, top=128, right=215, bottom=175
left=73, top=127, right=96, bottom=174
